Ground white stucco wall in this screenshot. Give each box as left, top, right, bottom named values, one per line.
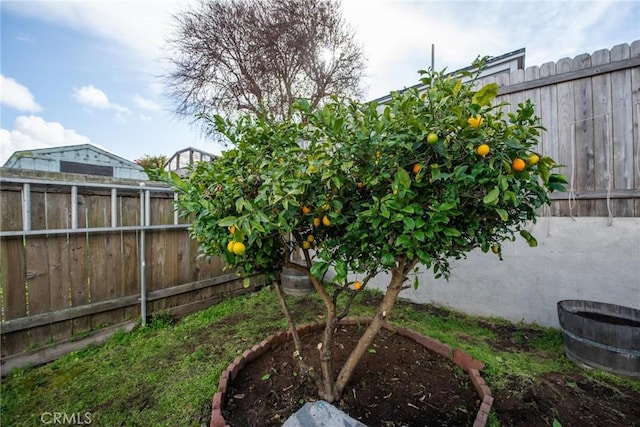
left=366, top=217, right=640, bottom=328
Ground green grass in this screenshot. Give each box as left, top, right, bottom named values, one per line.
left=1, top=287, right=638, bottom=426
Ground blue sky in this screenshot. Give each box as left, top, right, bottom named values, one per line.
left=1, top=0, right=639, bottom=165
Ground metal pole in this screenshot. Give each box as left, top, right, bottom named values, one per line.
left=111, top=188, right=118, bottom=228
left=431, top=44, right=435, bottom=70
left=22, top=183, right=31, bottom=232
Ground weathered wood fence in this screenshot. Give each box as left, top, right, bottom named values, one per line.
left=477, top=40, right=640, bottom=217
left=0, top=169, right=262, bottom=371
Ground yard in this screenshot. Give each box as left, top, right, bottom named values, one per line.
left=2, top=287, right=639, bottom=426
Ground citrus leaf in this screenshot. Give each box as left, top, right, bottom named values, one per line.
left=261, top=373, right=271, bottom=381
left=495, top=208, right=508, bottom=221
left=310, top=261, right=329, bottom=278
left=483, top=187, right=500, bottom=205
left=396, top=167, right=411, bottom=188
left=472, top=83, right=499, bottom=106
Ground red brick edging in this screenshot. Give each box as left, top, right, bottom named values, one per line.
left=211, top=317, right=493, bottom=427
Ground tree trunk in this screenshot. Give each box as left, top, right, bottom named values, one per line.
left=333, top=263, right=408, bottom=399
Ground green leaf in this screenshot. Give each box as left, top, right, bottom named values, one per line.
left=472, top=83, right=499, bottom=106
left=381, top=252, right=395, bottom=267
left=235, top=197, right=245, bottom=213
left=335, top=259, right=348, bottom=281
left=443, top=228, right=461, bottom=237
left=403, top=217, right=415, bottom=230
left=495, top=208, right=509, bottom=221
left=396, top=167, right=411, bottom=188
left=243, top=277, right=251, bottom=288
left=413, top=276, right=419, bottom=290
left=218, top=216, right=238, bottom=227
left=310, top=262, right=329, bottom=278
left=261, top=373, right=271, bottom=381
left=483, top=187, right=500, bottom=205
left=498, top=175, right=508, bottom=191
left=367, top=348, right=376, bottom=354
left=520, top=230, right=538, bottom=247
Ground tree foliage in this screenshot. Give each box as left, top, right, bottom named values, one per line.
left=164, top=62, right=566, bottom=402
left=166, top=0, right=366, bottom=121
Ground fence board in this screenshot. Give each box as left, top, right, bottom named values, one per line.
left=25, top=236, right=51, bottom=347
left=556, top=57, right=576, bottom=216
left=590, top=48, right=615, bottom=217
left=610, top=43, right=635, bottom=217
left=631, top=41, right=640, bottom=216
left=538, top=61, right=561, bottom=215
left=572, top=54, right=596, bottom=216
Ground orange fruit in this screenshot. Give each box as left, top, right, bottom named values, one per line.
left=354, top=281, right=362, bottom=291
left=301, top=205, right=312, bottom=215
left=412, top=163, right=422, bottom=174
left=302, top=241, right=311, bottom=250
left=322, top=215, right=331, bottom=226
left=527, top=154, right=540, bottom=165
left=229, top=225, right=236, bottom=235
left=306, top=235, right=315, bottom=243
left=357, top=181, right=365, bottom=189
left=227, top=240, right=235, bottom=252
left=512, top=158, right=526, bottom=172
left=426, top=132, right=438, bottom=145
left=231, top=241, right=246, bottom=256
left=476, top=144, right=490, bottom=157
left=313, top=217, right=321, bottom=227
left=491, top=245, right=501, bottom=254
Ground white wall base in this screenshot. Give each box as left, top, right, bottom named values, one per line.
left=367, top=217, right=640, bottom=328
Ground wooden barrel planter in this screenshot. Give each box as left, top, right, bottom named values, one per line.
left=280, top=265, right=314, bottom=296
left=557, top=300, right=640, bottom=378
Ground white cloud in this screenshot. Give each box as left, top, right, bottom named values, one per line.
left=73, top=84, right=131, bottom=120
left=0, top=74, right=42, bottom=112
left=0, top=116, right=91, bottom=164
left=132, top=94, right=161, bottom=112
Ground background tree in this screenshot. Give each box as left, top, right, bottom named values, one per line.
left=135, top=154, right=168, bottom=179
left=166, top=0, right=366, bottom=121
left=165, top=62, right=566, bottom=403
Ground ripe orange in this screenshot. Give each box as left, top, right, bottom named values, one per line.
left=229, top=225, right=236, bottom=235
left=354, top=281, right=362, bottom=291
left=302, top=241, right=312, bottom=250
left=306, top=234, right=315, bottom=243
left=313, top=217, right=321, bottom=227
left=357, top=181, right=365, bottom=189
left=413, top=163, right=422, bottom=174
left=231, top=241, right=246, bottom=256
left=476, top=144, right=490, bottom=157
left=512, top=158, right=526, bottom=172
left=527, top=154, right=540, bottom=165
left=301, top=205, right=312, bottom=215
left=322, top=215, right=331, bottom=226
left=426, top=132, right=438, bottom=145
left=227, top=240, right=235, bottom=252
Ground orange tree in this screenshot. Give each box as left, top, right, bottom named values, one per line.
left=165, top=63, right=566, bottom=402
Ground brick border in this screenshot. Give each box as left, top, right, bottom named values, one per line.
left=211, top=317, right=493, bottom=427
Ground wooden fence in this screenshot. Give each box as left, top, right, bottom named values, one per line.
left=0, top=169, right=262, bottom=369
left=476, top=40, right=640, bottom=218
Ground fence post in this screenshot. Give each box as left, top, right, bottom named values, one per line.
left=139, top=184, right=147, bottom=326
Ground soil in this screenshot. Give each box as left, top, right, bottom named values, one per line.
left=222, top=323, right=640, bottom=427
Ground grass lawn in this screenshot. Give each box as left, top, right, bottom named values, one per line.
left=2, top=287, right=638, bottom=426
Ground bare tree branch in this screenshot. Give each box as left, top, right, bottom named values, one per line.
left=165, top=0, right=366, bottom=123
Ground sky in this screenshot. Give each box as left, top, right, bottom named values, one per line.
left=1, top=0, right=639, bottom=165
